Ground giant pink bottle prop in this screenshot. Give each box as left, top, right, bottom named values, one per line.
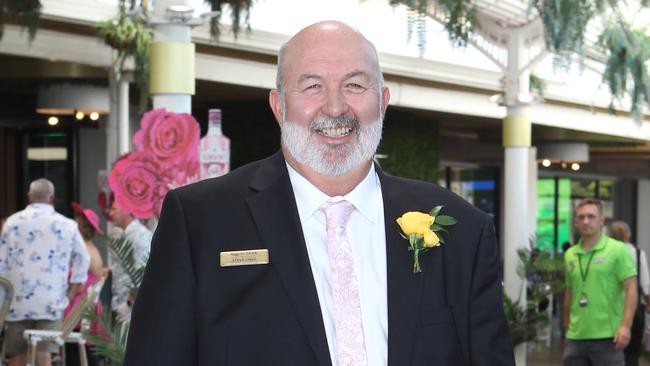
left=199, top=109, right=230, bottom=180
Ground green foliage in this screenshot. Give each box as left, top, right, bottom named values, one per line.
left=505, top=247, right=564, bottom=347
left=81, top=305, right=130, bottom=366
left=599, top=23, right=650, bottom=121
left=97, top=1, right=253, bottom=114
left=392, top=0, right=650, bottom=121
left=502, top=294, right=549, bottom=347
left=0, top=0, right=41, bottom=41
left=98, top=8, right=153, bottom=113
left=437, top=0, right=475, bottom=46
left=377, top=110, right=439, bottom=183
left=109, top=235, right=145, bottom=297
left=206, top=0, right=253, bottom=40
left=530, top=0, right=594, bottom=67
left=391, top=0, right=475, bottom=48
left=79, top=235, right=143, bottom=365
left=529, top=73, right=547, bottom=97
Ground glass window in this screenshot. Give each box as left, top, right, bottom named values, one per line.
left=22, top=130, right=75, bottom=217
left=442, top=166, right=498, bottom=221
left=571, top=179, right=597, bottom=198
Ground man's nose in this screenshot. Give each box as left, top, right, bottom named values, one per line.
left=322, top=88, right=348, bottom=117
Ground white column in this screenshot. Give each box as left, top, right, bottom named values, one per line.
left=153, top=94, right=191, bottom=114
left=503, top=139, right=529, bottom=301
left=502, top=31, right=532, bottom=366
left=150, top=0, right=194, bottom=114
left=502, top=32, right=531, bottom=305
left=106, top=70, right=119, bottom=168
left=118, top=72, right=131, bottom=155
left=638, top=180, right=650, bottom=255
left=528, top=147, right=538, bottom=237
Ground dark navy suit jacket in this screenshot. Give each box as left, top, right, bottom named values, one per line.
left=124, top=151, right=515, bottom=365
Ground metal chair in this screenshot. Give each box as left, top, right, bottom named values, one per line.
left=0, top=277, right=14, bottom=365
left=23, top=278, right=105, bottom=366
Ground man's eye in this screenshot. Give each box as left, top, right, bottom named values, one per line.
left=346, top=83, right=366, bottom=90
left=302, top=84, right=321, bottom=92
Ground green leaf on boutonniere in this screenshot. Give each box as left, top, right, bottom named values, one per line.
left=435, top=215, right=458, bottom=226
left=431, top=224, right=449, bottom=235
left=430, top=205, right=443, bottom=217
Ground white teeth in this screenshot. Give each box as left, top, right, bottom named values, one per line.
left=319, top=126, right=352, bottom=138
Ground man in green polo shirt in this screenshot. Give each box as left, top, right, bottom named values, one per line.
left=563, top=198, right=638, bottom=365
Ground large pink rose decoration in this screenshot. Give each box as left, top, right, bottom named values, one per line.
left=134, top=108, right=200, bottom=170
left=108, top=108, right=201, bottom=219
left=108, top=152, right=166, bottom=219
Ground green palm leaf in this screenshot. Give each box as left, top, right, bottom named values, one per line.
left=108, top=236, right=145, bottom=295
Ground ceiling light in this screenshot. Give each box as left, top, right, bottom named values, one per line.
left=541, top=159, right=551, bottom=167
left=89, top=112, right=100, bottom=121
left=571, top=163, right=580, bottom=171
left=75, top=111, right=85, bottom=120
left=47, top=116, right=59, bottom=126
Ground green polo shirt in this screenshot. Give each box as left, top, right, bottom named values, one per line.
left=564, top=234, right=636, bottom=339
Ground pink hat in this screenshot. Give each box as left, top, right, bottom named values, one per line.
left=71, top=201, right=105, bottom=236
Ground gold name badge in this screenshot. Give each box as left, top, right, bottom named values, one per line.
left=220, top=249, right=269, bottom=267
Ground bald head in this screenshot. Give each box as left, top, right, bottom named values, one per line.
left=275, top=21, right=384, bottom=101
left=28, top=178, right=54, bottom=204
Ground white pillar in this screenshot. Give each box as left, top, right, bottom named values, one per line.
left=150, top=0, right=194, bottom=114
left=118, top=73, right=131, bottom=155
left=502, top=31, right=533, bottom=366
left=528, top=147, right=538, bottom=237
left=638, top=180, right=650, bottom=255
left=106, top=70, right=119, bottom=167
left=153, top=94, right=191, bottom=114
left=503, top=144, right=529, bottom=301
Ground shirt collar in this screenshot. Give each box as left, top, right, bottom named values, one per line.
left=576, top=233, right=609, bottom=253
left=27, top=203, right=54, bottom=212
left=287, top=162, right=381, bottom=224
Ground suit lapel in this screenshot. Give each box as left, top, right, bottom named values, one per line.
left=246, top=152, right=332, bottom=366
left=378, top=169, right=425, bottom=366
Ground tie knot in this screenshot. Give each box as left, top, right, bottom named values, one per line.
left=323, top=200, right=354, bottom=229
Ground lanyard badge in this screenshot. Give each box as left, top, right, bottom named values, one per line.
left=577, top=250, right=596, bottom=308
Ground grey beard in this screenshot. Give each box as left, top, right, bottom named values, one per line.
left=281, top=115, right=383, bottom=176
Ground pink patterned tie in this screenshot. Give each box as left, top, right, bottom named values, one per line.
left=323, top=200, right=368, bottom=366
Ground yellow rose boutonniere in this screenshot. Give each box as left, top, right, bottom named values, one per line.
left=396, top=206, right=457, bottom=273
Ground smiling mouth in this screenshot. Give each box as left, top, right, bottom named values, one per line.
left=316, top=126, right=353, bottom=138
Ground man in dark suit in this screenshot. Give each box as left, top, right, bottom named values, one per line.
left=124, top=21, right=515, bottom=366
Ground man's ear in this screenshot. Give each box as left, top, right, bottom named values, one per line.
left=269, top=89, right=283, bottom=125
left=381, top=86, right=390, bottom=115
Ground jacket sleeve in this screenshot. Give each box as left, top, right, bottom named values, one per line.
left=469, top=215, right=516, bottom=365
left=124, top=190, right=197, bottom=366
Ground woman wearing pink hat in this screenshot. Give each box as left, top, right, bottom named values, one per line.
left=66, top=202, right=108, bottom=366
left=70, top=202, right=105, bottom=279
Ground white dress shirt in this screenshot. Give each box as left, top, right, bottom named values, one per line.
left=287, top=163, right=388, bottom=366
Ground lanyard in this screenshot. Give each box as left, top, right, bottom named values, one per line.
left=577, top=250, right=596, bottom=283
